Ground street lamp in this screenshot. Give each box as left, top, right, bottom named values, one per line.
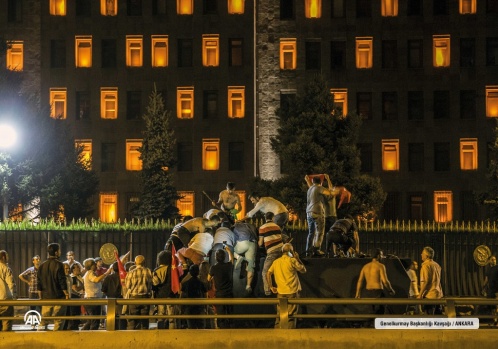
left=0, top=124, right=17, bottom=221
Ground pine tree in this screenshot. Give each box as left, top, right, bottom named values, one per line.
left=256, top=74, right=386, bottom=218
left=134, top=86, right=179, bottom=220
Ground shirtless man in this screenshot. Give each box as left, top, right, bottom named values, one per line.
left=355, top=249, right=395, bottom=299
left=213, top=182, right=242, bottom=220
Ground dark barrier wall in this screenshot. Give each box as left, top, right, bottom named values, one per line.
left=1, top=229, right=498, bottom=297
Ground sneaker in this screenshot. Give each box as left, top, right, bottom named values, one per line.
left=313, top=250, right=326, bottom=257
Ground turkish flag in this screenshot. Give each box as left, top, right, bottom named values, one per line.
left=114, top=251, right=127, bottom=287
left=170, top=244, right=183, bottom=294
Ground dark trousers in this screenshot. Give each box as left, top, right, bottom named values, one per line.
left=82, top=304, right=102, bottom=330
left=127, top=295, right=150, bottom=330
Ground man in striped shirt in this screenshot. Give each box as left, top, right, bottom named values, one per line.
left=258, top=212, right=284, bottom=296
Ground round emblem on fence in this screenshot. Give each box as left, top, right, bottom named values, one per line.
left=473, top=245, right=492, bottom=266
left=99, top=243, right=118, bottom=265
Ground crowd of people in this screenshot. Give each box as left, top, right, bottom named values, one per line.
left=0, top=179, right=451, bottom=331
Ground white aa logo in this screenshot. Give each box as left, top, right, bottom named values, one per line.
left=24, top=310, right=42, bottom=326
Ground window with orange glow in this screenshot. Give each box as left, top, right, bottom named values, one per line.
left=356, top=37, right=373, bottom=69
left=228, top=86, right=245, bottom=118
left=126, top=36, right=143, bottom=67
left=50, top=0, right=66, bottom=15
left=75, top=36, right=92, bottom=68
left=6, top=42, right=23, bottom=71
left=177, top=87, right=194, bottom=119
left=202, top=35, right=219, bottom=67
left=177, top=191, right=195, bottom=217
left=235, top=190, right=246, bottom=219
left=459, top=0, right=476, bottom=14
left=330, top=88, right=348, bottom=116
left=228, top=0, right=245, bottom=14
left=100, top=193, right=117, bottom=223
left=486, top=86, right=498, bottom=117
left=202, top=139, right=220, bottom=170
left=101, top=88, right=118, bottom=119
left=434, top=191, right=452, bottom=223
left=50, top=88, right=67, bottom=119
left=152, top=35, right=168, bottom=67
left=433, top=35, right=450, bottom=67
left=382, top=139, right=399, bottom=171
left=280, top=39, right=297, bottom=70
left=305, top=0, right=322, bottom=18
left=75, top=140, right=92, bottom=170
left=126, top=139, right=143, bottom=171
left=381, top=0, right=398, bottom=16
left=177, top=0, right=193, bottom=14
left=101, top=0, right=117, bottom=15
left=460, top=138, right=478, bottom=170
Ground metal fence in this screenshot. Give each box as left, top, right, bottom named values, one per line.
left=1, top=297, right=497, bottom=331
left=2, top=220, right=498, bottom=297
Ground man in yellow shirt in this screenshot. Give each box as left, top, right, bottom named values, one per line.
left=267, top=243, right=306, bottom=329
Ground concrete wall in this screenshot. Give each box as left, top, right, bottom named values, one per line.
left=2, top=329, right=498, bottom=349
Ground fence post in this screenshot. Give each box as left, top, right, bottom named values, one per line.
left=106, top=298, right=116, bottom=331
left=278, top=297, right=288, bottom=329
left=446, top=299, right=456, bottom=318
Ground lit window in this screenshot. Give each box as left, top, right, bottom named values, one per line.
left=486, top=86, right=498, bottom=117
left=75, top=139, right=92, bottom=170
left=459, top=0, right=476, bottom=14
left=126, top=36, right=143, bottom=67
left=228, top=0, right=245, bottom=14
left=202, top=35, right=219, bottom=67
left=382, top=139, right=399, bottom=171
left=152, top=35, right=168, bottom=67
left=50, top=88, right=67, bottom=119
left=100, top=193, right=117, bottom=223
left=228, top=86, right=245, bottom=118
left=177, top=191, right=195, bottom=217
left=177, top=0, right=193, bottom=14
left=305, top=0, right=322, bottom=18
left=101, top=0, right=117, bottom=15
left=50, top=0, right=66, bottom=15
left=460, top=138, right=478, bottom=170
left=381, top=0, right=398, bottom=16
left=433, top=35, right=451, bottom=67
left=6, top=42, right=23, bottom=71
left=235, top=190, right=246, bottom=219
left=202, top=139, right=220, bottom=170
left=177, top=87, right=194, bottom=119
left=75, top=36, right=92, bottom=68
left=126, top=139, right=143, bottom=171
left=330, top=88, right=348, bottom=116
left=280, top=38, right=297, bottom=70
left=434, top=191, right=452, bottom=223
left=356, top=37, right=373, bottom=69
left=101, top=88, right=118, bottom=119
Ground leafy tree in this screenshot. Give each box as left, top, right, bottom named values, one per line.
left=478, top=120, right=498, bottom=219
left=1, top=37, right=99, bottom=221
left=253, top=74, right=385, bottom=218
left=134, top=86, right=179, bottom=219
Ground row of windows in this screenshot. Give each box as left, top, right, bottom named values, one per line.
left=99, top=189, right=247, bottom=223
left=47, top=0, right=245, bottom=17
left=358, top=138, right=482, bottom=173
left=325, top=87, right=498, bottom=119
left=6, top=37, right=244, bottom=71
left=50, top=86, right=246, bottom=120
left=280, top=0, right=496, bottom=19
left=279, top=36, right=498, bottom=71
left=384, top=191, right=456, bottom=222
left=78, top=138, right=245, bottom=173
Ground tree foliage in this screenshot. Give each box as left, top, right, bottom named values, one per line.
left=253, top=74, right=385, bottom=218
left=133, top=86, right=179, bottom=220
left=478, top=119, right=498, bottom=219
left=1, top=37, right=99, bottom=221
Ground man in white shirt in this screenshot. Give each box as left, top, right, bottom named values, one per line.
left=246, top=193, right=289, bottom=229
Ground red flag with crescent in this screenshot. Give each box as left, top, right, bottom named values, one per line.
left=114, top=251, right=127, bottom=287
left=171, top=244, right=183, bottom=294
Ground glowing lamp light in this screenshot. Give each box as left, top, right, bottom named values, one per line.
left=435, top=50, right=445, bottom=67
left=0, top=125, right=17, bottom=148
left=230, top=0, right=244, bottom=14
left=310, top=2, right=318, bottom=18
